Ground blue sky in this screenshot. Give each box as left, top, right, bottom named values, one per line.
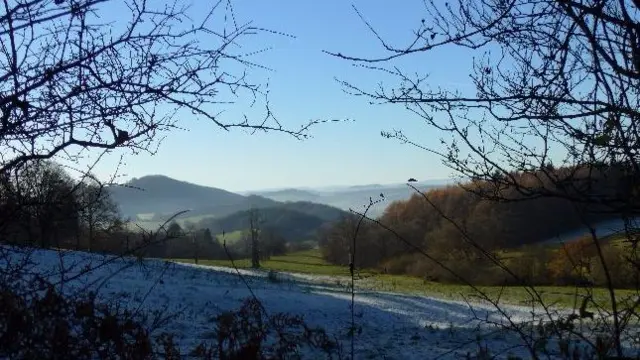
left=83, top=0, right=478, bottom=192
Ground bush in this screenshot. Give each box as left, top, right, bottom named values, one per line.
left=547, top=238, right=595, bottom=286
left=267, top=270, right=280, bottom=283
left=381, top=253, right=422, bottom=275
left=505, top=248, right=552, bottom=286
left=0, top=278, right=154, bottom=359
left=591, top=244, right=638, bottom=289
left=205, top=298, right=340, bottom=359
left=0, top=276, right=341, bottom=359
left=287, top=241, right=315, bottom=253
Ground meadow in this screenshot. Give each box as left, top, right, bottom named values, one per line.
left=171, top=248, right=638, bottom=310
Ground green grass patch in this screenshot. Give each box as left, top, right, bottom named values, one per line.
left=172, top=248, right=368, bottom=276
left=170, top=248, right=638, bottom=310
left=360, top=275, right=638, bottom=309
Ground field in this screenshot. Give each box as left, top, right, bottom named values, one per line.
left=0, top=246, right=593, bottom=359
left=3, top=245, right=639, bottom=359
left=171, top=249, right=639, bottom=310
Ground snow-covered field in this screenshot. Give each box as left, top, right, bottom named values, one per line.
left=0, top=247, right=635, bottom=359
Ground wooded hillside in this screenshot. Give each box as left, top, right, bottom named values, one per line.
left=319, top=165, right=637, bottom=286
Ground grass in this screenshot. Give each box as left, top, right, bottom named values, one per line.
left=360, top=274, right=639, bottom=310
left=173, top=248, right=369, bottom=276
left=170, top=248, right=638, bottom=310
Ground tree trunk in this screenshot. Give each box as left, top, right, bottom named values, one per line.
left=88, top=208, right=94, bottom=252
left=249, top=209, right=261, bottom=269
left=194, top=235, right=199, bottom=265
left=251, top=228, right=260, bottom=269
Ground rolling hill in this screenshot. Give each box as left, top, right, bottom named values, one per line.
left=247, top=188, right=322, bottom=203
left=197, top=201, right=349, bottom=242
left=251, top=181, right=448, bottom=218
left=108, top=175, right=279, bottom=219
left=108, top=175, right=350, bottom=240
left=7, top=246, right=595, bottom=359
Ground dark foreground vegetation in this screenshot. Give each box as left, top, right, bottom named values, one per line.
left=0, top=160, right=314, bottom=263
left=0, top=274, right=339, bottom=359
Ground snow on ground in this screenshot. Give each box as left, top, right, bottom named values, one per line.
left=0, top=246, right=632, bottom=359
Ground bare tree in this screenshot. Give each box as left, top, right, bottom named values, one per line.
left=0, top=2, right=329, bottom=357
left=329, top=1, right=640, bottom=357
left=76, top=175, right=122, bottom=251
left=248, top=207, right=263, bottom=269
left=0, top=0, right=313, bottom=177
left=2, top=160, right=79, bottom=248
left=184, top=221, right=199, bottom=264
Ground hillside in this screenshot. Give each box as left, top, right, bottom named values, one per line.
left=319, top=167, right=638, bottom=287
left=110, top=175, right=448, bottom=222
left=197, top=201, right=348, bottom=242
left=5, top=246, right=586, bottom=359
left=109, top=175, right=279, bottom=219
left=275, top=201, right=347, bottom=222
left=248, top=188, right=322, bottom=203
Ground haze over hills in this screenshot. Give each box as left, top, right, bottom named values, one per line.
left=108, top=175, right=351, bottom=239
left=197, top=204, right=342, bottom=243
left=109, top=175, right=451, bottom=221
left=249, top=181, right=449, bottom=218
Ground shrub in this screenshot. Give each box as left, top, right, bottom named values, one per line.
left=206, top=298, right=340, bottom=359
left=547, top=237, right=595, bottom=286
left=591, top=244, right=638, bottom=288
left=267, top=269, right=280, bottom=283
left=0, top=278, right=154, bottom=359
left=0, top=277, right=340, bottom=359
left=287, top=240, right=315, bottom=253
left=505, top=248, right=552, bottom=286
left=381, top=253, right=422, bottom=275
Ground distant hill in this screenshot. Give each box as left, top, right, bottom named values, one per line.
left=109, top=175, right=279, bottom=219
left=252, top=181, right=448, bottom=218
left=108, top=175, right=443, bottom=235
left=248, top=188, right=321, bottom=203
left=197, top=201, right=349, bottom=242
left=275, top=201, right=347, bottom=222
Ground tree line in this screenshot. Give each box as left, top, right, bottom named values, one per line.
left=0, top=160, right=289, bottom=263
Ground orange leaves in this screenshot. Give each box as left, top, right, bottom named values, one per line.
left=547, top=236, right=597, bottom=285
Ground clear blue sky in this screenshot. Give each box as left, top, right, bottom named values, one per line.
left=82, top=0, right=478, bottom=192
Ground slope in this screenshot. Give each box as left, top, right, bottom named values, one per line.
left=2, top=245, right=601, bottom=360
left=197, top=201, right=348, bottom=242
left=109, top=175, right=279, bottom=219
